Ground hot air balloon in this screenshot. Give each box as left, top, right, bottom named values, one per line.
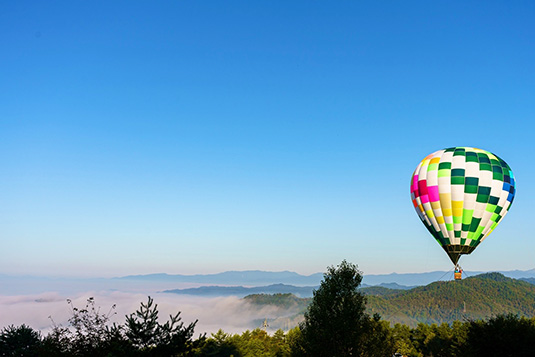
left=410, top=147, right=515, bottom=278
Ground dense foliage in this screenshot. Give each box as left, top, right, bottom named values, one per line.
left=366, top=272, right=535, bottom=327
left=3, top=304, right=535, bottom=356
left=297, top=260, right=391, bottom=356
left=243, top=293, right=310, bottom=311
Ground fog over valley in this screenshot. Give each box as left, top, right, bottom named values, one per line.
left=0, top=291, right=298, bottom=336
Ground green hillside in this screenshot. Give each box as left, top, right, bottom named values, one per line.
left=366, top=272, right=535, bottom=327
left=243, top=273, right=535, bottom=329
left=243, top=292, right=311, bottom=310
left=360, top=285, right=406, bottom=297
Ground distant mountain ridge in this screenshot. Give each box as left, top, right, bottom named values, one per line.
left=162, top=282, right=418, bottom=298
left=2, top=269, right=534, bottom=296
left=117, top=268, right=535, bottom=287
left=520, top=277, right=535, bottom=285
left=163, top=283, right=318, bottom=297
left=116, top=270, right=324, bottom=286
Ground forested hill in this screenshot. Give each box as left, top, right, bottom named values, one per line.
left=366, top=272, right=535, bottom=327
left=244, top=273, right=535, bottom=329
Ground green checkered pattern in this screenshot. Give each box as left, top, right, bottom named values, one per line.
left=410, top=147, right=515, bottom=265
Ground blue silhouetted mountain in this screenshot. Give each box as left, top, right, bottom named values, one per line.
left=163, top=283, right=318, bottom=298
left=116, top=268, right=535, bottom=287
left=115, top=270, right=324, bottom=286
left=162, top=282, right=416, bottom=298
left=520, top=277, right=535, bottom=285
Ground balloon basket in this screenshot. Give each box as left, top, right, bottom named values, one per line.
left=454, top=265, right=463, bottom=280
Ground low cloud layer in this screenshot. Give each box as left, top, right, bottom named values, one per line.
left=0, top=291, right=299, bottom=336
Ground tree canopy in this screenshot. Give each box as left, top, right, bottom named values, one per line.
left=298, top=260, right=393, bottom=356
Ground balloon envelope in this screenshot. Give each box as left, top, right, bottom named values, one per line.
left=410, top=147, right=515, bottom=265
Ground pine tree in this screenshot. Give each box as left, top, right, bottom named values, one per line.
left=125, top=296, right=198, bottom=356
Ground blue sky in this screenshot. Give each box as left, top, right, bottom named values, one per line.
left=1, top=1, right=534, bottom=277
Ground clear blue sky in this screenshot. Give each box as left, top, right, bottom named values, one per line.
left=1, top=1, right=534, bottom=277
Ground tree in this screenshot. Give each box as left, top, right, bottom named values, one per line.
left=65, top=297, right=119, bottom=355
left=465, top=314, right=535, bottom=357
left=41, top=296, right=198, bottom=356
left=40, top=325, right=72, bottom=357
left=125, top=296, right=199, bottom=356
left=194, top=329, right=239, bottom=357
left=41, top=297, right=132, bottom=356
left=361, top=314, right=395, bottom=357
left=230, top=328, right=272, bottom=357
left=0, top=324, right=42, bottom=357
left=270, top=329, right=291, bottom=356
left=286, top=326, right=305, bottom=357
left=299, top=260, right=370, bottom=356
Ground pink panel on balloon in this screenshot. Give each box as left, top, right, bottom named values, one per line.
left=411, top=175, right=419, bottom=193
left=418, top=180, right=428, bottom=196
left=428, top=186, right=440, bottom=202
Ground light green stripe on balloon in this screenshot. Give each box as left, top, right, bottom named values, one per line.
left=438, top=169, right=450, bottom=178
left=462, top=209, right=474, bottom=225
left=485, top=204, right=497, bottom=213
left=474, top=225, right=485, bottom=239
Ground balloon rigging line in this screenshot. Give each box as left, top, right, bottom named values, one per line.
left=437, top=266, right=456, bottom=281
left=462, top=269, right=472, bottom=279
left=381, top=266, right=457, bottom=323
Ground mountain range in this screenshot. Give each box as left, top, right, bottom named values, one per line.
left=2, top=268, right=535, bottom=295
left=236, top=273, right=535, bottom=330
left=161, top=282, right=416, bottom=298
left=366, top=272, right=535, bottom=327
left=115, top=270, right=324, bottom=286
left=118, top=268, right=535, bottom=287
left=163, top=283, right=317, bottom=297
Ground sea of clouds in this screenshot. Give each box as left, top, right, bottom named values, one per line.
left=0, top=288, right=297, bottom=336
